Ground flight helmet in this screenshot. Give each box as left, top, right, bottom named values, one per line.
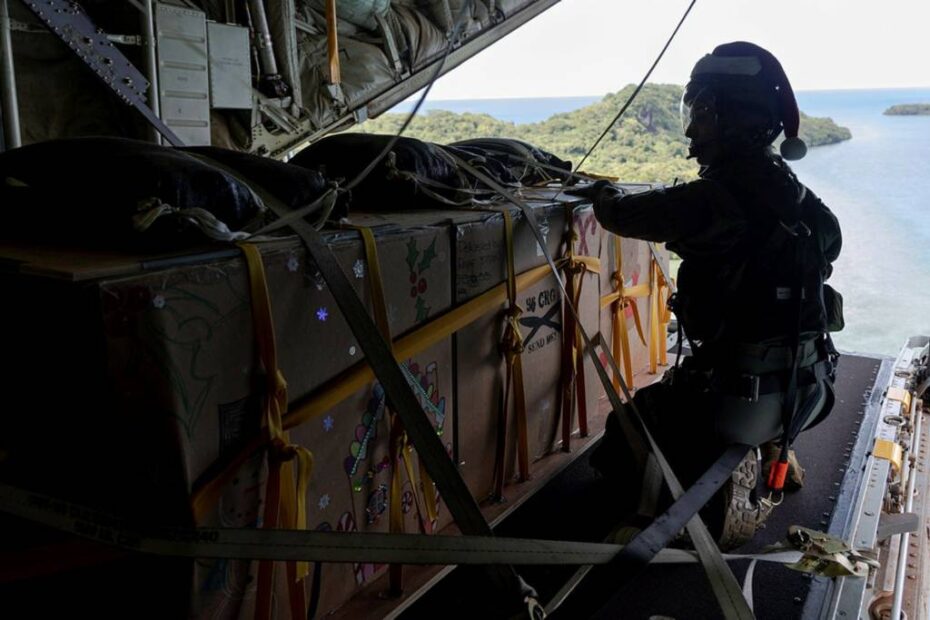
left=680, top=41, right=807, bottom=161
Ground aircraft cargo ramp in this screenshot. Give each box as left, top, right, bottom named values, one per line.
left=400, top=352, right=896, bottom=619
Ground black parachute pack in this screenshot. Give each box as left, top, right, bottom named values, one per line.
left=438, top=144, right=521, bottom=187
left=289, top=133, right=471, bottom=210
left=181, top=146, right=336, bottom=217
left=450, top=137, right=574, bottom=185
left=0, top=138, right=338, bottom=250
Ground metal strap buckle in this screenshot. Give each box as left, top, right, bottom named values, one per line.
left=740, top=374, right=760, bottom=402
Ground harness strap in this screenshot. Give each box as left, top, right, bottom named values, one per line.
left=713, top=358, right=832, bottom=402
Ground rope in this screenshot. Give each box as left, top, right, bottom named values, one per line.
left=564, top=0, right=699, bottom=180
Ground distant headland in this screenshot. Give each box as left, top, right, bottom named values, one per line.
left=884, top=103, right=930, bottom=116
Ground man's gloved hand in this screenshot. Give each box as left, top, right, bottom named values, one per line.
left=564, top=179, right=619, bottom=204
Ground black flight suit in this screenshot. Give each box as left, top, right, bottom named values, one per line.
left=590, top=152, right=842, bottom=499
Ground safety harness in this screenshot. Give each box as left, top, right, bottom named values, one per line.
left=762, top=192, right=839, bottom=496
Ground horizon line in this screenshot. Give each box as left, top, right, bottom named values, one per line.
left=406, top=85, right=930, bottom=103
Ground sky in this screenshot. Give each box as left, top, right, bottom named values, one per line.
left=424, top=0, right=930, bottom=100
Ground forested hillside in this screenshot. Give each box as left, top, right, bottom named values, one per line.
left=359, top=84, right=852, bottom=183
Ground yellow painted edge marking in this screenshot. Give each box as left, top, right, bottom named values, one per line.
left=873, top=438, right=903, bottom=472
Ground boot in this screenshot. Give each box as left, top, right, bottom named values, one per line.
left=714, top=447, right=772, bottom=551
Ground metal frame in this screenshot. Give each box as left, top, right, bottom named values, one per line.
left=16, top=0, right=183, bottom=146
left=802, top=355, right=892, bottom=619
left=0, top=0, right=21, bottom=149
left=141, top=0, right=162, bottom=144
left=807, top=340, right=927, bottom=619
left=259, top=0, right=562, bottom=158
left=890, top=394, right=922, bottom=619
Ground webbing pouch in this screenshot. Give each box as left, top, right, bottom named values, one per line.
left=823, top=284, right=845, bottom=332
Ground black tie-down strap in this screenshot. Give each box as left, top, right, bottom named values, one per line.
left=192, top=163, right=539, bottom=612
left=447, top=152, right=754, bottom=619
left=195, top=152, right=753, bottom=619
left=547, top=443, right=751, bottom=619
left=269, top=210, right=534, bottom=598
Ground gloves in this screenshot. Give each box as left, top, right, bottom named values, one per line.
left=564, top=179, right=619, bottom=203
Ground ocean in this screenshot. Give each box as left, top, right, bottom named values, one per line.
left=392, top=88, right=930, bottom=356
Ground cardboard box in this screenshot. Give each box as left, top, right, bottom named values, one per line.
left=0, top=191, right=665, bottom=618
left=598, top=227, right=655, bottom=377
left=453, top=201, right=601, bottom=500
left=0, top=219, right=456, bottom=618
left=96, top=225, right=455, bottom=617
left=588, top=184, right=673, bottom=387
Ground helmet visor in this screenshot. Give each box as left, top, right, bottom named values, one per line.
left=679, top=85, right=716, bottom=134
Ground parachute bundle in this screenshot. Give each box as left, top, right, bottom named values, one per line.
left=450, top=137, right=574, bottom=186
left=0, top=138, right=336, bottom=249
left=289, top=133, right=473, bottom=209
left=0, top=134, right=577, bottom=248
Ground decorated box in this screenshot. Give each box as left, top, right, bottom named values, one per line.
left=453, top=200, right=602, bottom=501
left=0, top=220, right=455, bottom=618
left=594, top=185, right=674, bottom=387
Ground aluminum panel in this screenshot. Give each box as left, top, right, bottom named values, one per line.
left=207, top=22, right=252, bottom=110
left=156, top=3, right=210, bottom=145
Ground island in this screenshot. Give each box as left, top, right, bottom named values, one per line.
left=884, top=104, right=930, bottom=116
left=361, top=84, right=853, bottom=183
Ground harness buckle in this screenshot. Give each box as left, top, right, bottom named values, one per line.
left=524, top=596, right=546, bottom=619
left=764, top=490, right=784, bottom=507
left=740, top=374, right=760, bottom=402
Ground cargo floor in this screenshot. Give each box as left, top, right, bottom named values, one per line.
left=398, top=353, right=883, bottom=620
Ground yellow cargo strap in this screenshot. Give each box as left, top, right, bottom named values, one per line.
left=190, top=251, right=599, bottom=526
left=600, top=235, right=648, bottom=388
left=447, top=152, right=753, bottom=620
left=559, top=205, right=599, bottom=450
left=649, top=253, right=673, bottom=373
left=494, top=209, right=530, bottom=496
left=181, top=154, right=547, bottom=607
left=350, top=224, right=437, bottom=594
left=237, top=243, right=313, bottom=620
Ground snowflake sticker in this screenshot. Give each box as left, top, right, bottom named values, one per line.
left=316, top=307, right=329, bottom=322
left=318, top=494, right=331, bottom=510
left=286, top=255, right=300, bottom=272
left=348, top=346, right=357, bottom=356
left=323, top=415, right=334, bottom=432
left=313, top=271, right=325, bottom=291
left=152, top=294, right=166, bottom=309
left=353, top=259, right=365, bottom=279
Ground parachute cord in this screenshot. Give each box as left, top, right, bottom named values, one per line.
left=558, top=0, right=699, bottom=191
